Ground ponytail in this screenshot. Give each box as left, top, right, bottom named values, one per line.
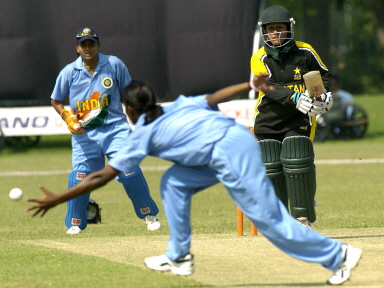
left=122, top=80, right=164, bottom=125
left=144, top=104, right=164, bottom=124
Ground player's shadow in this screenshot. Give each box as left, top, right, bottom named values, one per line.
left=1, top=135, right=71, bottom=153
left=327, top=234, right=384, bottom=240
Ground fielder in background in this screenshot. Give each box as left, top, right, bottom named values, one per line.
left=27, top=74, right=361, bottom=285
left=50, top=27, right=161, bottom=234
left=250, top=5, right=333, bottom=229
left=330, top=74, right=354, bottom=120
left=330, top=74, right=354, bottom=106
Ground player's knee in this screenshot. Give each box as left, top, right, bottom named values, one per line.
left=281, top=136, right=314, bottom=170
left=280, top=136, right=316, bottom=222
left=258, top=139, right=283, bottom=176
left=259, top=140, right=288, bottom=207
left=116, top=166, right=142, bottom=181
left=68, top=170, right=90, bottom=187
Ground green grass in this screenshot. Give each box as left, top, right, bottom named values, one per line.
left=0, top=95, right=383, bottom=287
left=1, top=244, right=192, bottom=288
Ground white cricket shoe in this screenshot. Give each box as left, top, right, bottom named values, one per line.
left=66, top=226, right=81, bottom=234
left=327, top=244, right=362, bottom=285
left=145, top=215, right=162, bottom=231
left=297, top=217, right=314, bottom=230
left=144, top=253, right=194, bottom=276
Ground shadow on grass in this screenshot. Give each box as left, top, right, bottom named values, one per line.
left=1, top=135, right=72, bottom=153
left=219, top=283, right=325, bottom=287
left=328, top=234, right=384, bottom=240
left=314, top=131, right=384, bottom=144
left=364, top=131, right=384, bottom=139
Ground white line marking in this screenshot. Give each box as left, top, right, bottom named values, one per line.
left=0, top=166, right=171, bottom=177
left=1, top=159, right=383, bottom=177
left=315, top=158, right=384, bottom=165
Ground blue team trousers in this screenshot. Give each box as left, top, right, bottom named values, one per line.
left=161, top=124, right=343, bottom=272
left=67, top=120, right=157, bottom=229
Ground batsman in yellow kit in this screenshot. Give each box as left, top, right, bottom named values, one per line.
left=250, top=5, right=333, bottom=229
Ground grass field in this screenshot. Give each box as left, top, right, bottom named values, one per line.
left=1, top=95, right=383, bottom=287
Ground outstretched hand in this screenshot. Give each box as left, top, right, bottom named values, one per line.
left=25, top=185, right=60, bottom=217
left=250, top=73, right=275, bottom=92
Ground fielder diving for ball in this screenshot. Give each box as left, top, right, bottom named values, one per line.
left=50, top=27, right=161, bottom=234
left=27, top=74, right=361, bottom=285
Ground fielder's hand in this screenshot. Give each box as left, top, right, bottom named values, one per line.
left=250, top=73, right=275, bottom=92
left=61, top=109, right=84, bottom=134
left=25, top=185, right=60, bottom=217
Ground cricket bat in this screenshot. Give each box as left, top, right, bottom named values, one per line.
left=303, top=71, right=324, bottom=100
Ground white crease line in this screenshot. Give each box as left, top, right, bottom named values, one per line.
left=315, top=158, right=384, bottom=165
left=1, top=159, right=383, bottom=177
left=0, top=166, right=171, bottom=177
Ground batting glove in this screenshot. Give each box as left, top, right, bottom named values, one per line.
left=61, top=109, right=84, bottom=135
left=293, top=92, right=327, bottom=117
left=322, top=91, right=333, bottom=111
left=306, top=89, right=333, bottom=111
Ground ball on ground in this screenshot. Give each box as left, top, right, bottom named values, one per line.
left=9, top=188, right=23, bottom=201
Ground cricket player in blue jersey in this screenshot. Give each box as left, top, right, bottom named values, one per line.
left=29, top=74, right=361, bottom=285
left=50, top=27, right=161, bottom=234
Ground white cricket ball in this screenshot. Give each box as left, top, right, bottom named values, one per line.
left=9, top=188, right=24, bottom=201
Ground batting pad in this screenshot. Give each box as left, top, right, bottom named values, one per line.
left=281, top=136, right=317, bottom=223
left=117, top=166, right=159, bottom=219
left=258, top=139, right=288, bottom=208
left=65, top=170, right=90, bottom=230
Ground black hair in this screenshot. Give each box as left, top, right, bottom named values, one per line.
left=122, top=80, right=164, bottom=125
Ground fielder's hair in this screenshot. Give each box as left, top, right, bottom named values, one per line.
left=122, top=80, right=164, bottom=125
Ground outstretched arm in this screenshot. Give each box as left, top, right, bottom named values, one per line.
left=26, top=166, right=120, bottom=217
left=206, top=73, right=273, bottom=108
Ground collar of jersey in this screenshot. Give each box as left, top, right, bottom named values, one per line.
left=75, top=52, right=107, bottom=69
left=265, top=40, right=298, bottom=61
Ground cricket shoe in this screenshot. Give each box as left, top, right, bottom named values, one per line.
left=66, top=226, right=81, bottom=234
left=327, top=244, right=362, bottom=285
left=297, top=217, right=314, bottom=230
left=145, top=215, right=162, bottom=231
left=144, top=253, right=194, bottom=276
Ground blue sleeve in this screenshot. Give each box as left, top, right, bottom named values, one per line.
left=179, top=95, right=219, bottom=111
left=108, top=125, right=149, bottom=172
left=109, top=56, right=131, bottom=91
left=50, top=65, right=74, bottom=101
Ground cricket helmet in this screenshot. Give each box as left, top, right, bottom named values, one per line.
left=258, top=5, right=295, bottom=48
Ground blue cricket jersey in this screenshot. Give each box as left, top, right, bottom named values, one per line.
left=109, top=95, right=239, bottom=171
left=51, top=53, right=130, bottom=125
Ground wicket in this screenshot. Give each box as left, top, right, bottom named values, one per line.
left=237, top=207, right=257, bottom=236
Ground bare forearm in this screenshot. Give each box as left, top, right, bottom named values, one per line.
left=206, top=83, right=249, bottom=107
left=54, top=171, right=113, bottom=204
left=26, top=166, right=120, bottom=216
left=205, top=73, right=272, bottom=107
left=51, top=99, right=65, bottom=115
